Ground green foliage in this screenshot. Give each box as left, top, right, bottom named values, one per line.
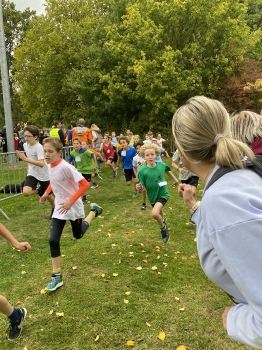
left=0, top=1, right=35, bottom=127
left=13, top=0, right=260, bottom=133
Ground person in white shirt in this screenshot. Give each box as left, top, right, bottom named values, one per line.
left=16, top=125, right=55, bottom=218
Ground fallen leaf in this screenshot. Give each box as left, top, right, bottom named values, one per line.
left=146, top=322, right=151, bottom=327
left=136, top=266, right=142, bottom=270
left=49, top=310, right=54, bottom=315
left=95, top=335, right=99, bottom=342
left=111, top=244, right=117, bottom=247
left=102, top=252, right=108, bottom=255
left=112, top=273, right=118, bottom=277
left=55, top=302, right=59, bottom=306
left=176, top=346, right=187, bottom=350
left=151, top=266, right=158, bottom=270
left=157, top=272, right=161, bottom=275
left=16, top=301, right=21, bottom=305
left=126, top=340, right=135, bottom=347
left=179, top=308, right=185, bottom=311
left=124, top=299, right=129, bottom=304
left=101, top=274, right=105, bottom=278
left=21, top=271, right=26, bottom=274
left=72, top=266, right=77, bottom=270
left=61, top=254, right=66, bottom=257
left=175, top=297, right=180, bottom=301
left=56, top=312, right=64, bottom=317
left=125, top=291, right=131, bottom=296
left=40, top=289, right=46, bottom=294
left=157, top=331, right=166, bottom=341
left=23, top=347, right=28, bottom=350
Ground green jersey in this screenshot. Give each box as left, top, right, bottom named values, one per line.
left=70, top=149, right=95, bottom=175
left=138, top=162, right=170, bottom=204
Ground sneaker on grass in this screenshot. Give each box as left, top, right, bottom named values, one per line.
left=7, top=308, right=27, bottom=341
left=141, top=203, right=147, bottom=211
left=90, top=203, right=103, bottom=217
left=91, top=183, right=98, bottom=189
left=160, top=224, right=169, bottom=243
left=45, top=275, right=63, bottom=292
left=133, top=192, right=138, bottom=198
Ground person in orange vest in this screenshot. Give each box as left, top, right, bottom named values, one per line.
left=71, top=118, right=92, bottom=144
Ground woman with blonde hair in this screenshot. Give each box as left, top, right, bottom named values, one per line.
left=230, top=110, right=262, bottom=155
left=172, top=96, right=262, bottom=348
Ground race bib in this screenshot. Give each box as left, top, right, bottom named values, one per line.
left=158, top=181, right=167, bottom=187
left=75, top=156, right=81, bottom=162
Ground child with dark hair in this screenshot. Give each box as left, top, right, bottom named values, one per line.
left=15, top=125, right=55, bottom=218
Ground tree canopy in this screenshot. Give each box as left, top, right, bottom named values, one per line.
left=13, top=0, right=262, bottom=133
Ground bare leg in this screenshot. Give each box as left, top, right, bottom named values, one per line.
left=22, top=186, right=38, bottom=197
left=151, top=202, right=164, bottom=228
left=0, top=295, right=14, bottom=316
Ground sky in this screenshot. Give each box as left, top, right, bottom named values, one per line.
left=11, top=0, right=45, bottom=14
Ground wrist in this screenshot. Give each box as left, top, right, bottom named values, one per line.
left=190, top=201, right=201, bottom=214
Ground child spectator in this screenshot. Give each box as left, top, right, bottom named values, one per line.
left=0, top=223, right=31, bottom=340
left=136, top=143, right=178, bottom=243
left=117, top=136, right=137, bottom=197
left=68, top=138, right=98, bottom=201
left=143, top=131, right=154, bottom=144
left=132, top=142, right=147, bottom=210
left=40, top=137, right=102, bottom=291
left=15, top=125, right=55, bottom=218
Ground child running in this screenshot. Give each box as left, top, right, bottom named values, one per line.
left=40, top=137, right=103, bottom=291
left=136, top=143, right=178, bottom=243
left=0, top=223, right=31, bottom=340
left=16, top=125, right=55, bottom=218
left=81, top=140, right=103, bottom=184
left=68, top=138, right=98, bottom=201
left=117, top=136, right=137, bottom=197
left=100, top=134, right=117, bottom=177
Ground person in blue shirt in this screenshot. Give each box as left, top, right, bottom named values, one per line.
left=117, top=136, right=137, bottom=198
left=173, top=95, right=262, bottom=349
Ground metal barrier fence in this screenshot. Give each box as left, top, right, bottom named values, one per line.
left=0, top=146, right=72, bottom=220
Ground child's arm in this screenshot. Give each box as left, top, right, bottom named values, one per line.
left=166, top=170, right=179, bottom=186
left=15, top=150, right=45, bottom=167
left=39, top=184, right=53, bottom=204
left=0, top=223, right=31, bottom=252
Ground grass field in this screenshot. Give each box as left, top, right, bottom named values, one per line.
left=0, top=159, right=250, bottom=350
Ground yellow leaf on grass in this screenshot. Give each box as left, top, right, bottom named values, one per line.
left=176, top=346, right=187, bottom=350
left=21, top=271, right=26, bottom=274
left=143, top=259, right=147, bottom=263
left=125, top=291, right=131, bottom=296
left=101, top=274, right=105, bottom=278
left=23, top=347, right=28, bottom=350
left=175, top=297, right=180, bottom=301
left=111, top=244, right=117, bottom=247
left=21, top=264, right=25, bottom=267
left=113, top=273, right=118, bottom=277
left=56, top=312, right=64, bottom=317
left=61, top=254, right=66, bottom=257
left=136, top=266, right=142, bottom=270
left=95, top=335, right=99, bottom=342
left=72, top=266, right=77, bottom=270
left=49, top=310, right=54, bottom=315
left=182, top=256, right=187, bottom=260
left=179, top=308, right=185, bottom=311
left=157, top=331, right=166, bottom=341
left=40, top=289, right=46, bottom=294
left=146, top=322, right=151, bottom=327
left=102, top=252, right=108, bottom=255
left=126, top=340, right=135, bottom=346
left=55, top=302, right=59, bottom=306
left=124, top=299, right=129, bottom=304
left=157, top=272, right=161, bottom=275
left=16, top=301, right=21, bottom=305
left=151, top=266, right=158, bottom=270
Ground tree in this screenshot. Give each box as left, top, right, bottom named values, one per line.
left=14, top=0, right=259, bottom=134
left=0, top=0, right=36, bottom=127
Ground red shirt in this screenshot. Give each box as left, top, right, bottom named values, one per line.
left=102, top=142, right=115, bottom=159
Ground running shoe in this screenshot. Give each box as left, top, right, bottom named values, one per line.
left=91, top=184, right=98, bottom=189
left=7, top=308, right=27, bottom=341
left=45, top=275, right=63, bottom=292
left=141, top=203, right=147, bottom=211
left=160, top=224, right=169, bottom=243
left=90, top=203, right=103, bottom=217
left=133, top=192, right=138, bottom=198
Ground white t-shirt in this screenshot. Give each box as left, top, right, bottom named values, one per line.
left=132, top=154, right=146, bottom=171
left=48, top=159, right=85, bottom=221
left=23, top=142, right=49, bottom=181
left=157, top=138, right=165, bottom=147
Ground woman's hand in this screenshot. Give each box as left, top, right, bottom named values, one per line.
left=178, top=184, right=197, bottom=209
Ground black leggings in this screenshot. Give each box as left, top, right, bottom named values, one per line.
left=49, top=218, right=89, bottom=257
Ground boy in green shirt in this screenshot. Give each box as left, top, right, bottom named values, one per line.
left=68, top=138, right=98, bottom=202
left=137, top=143, right=178, bottom=243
